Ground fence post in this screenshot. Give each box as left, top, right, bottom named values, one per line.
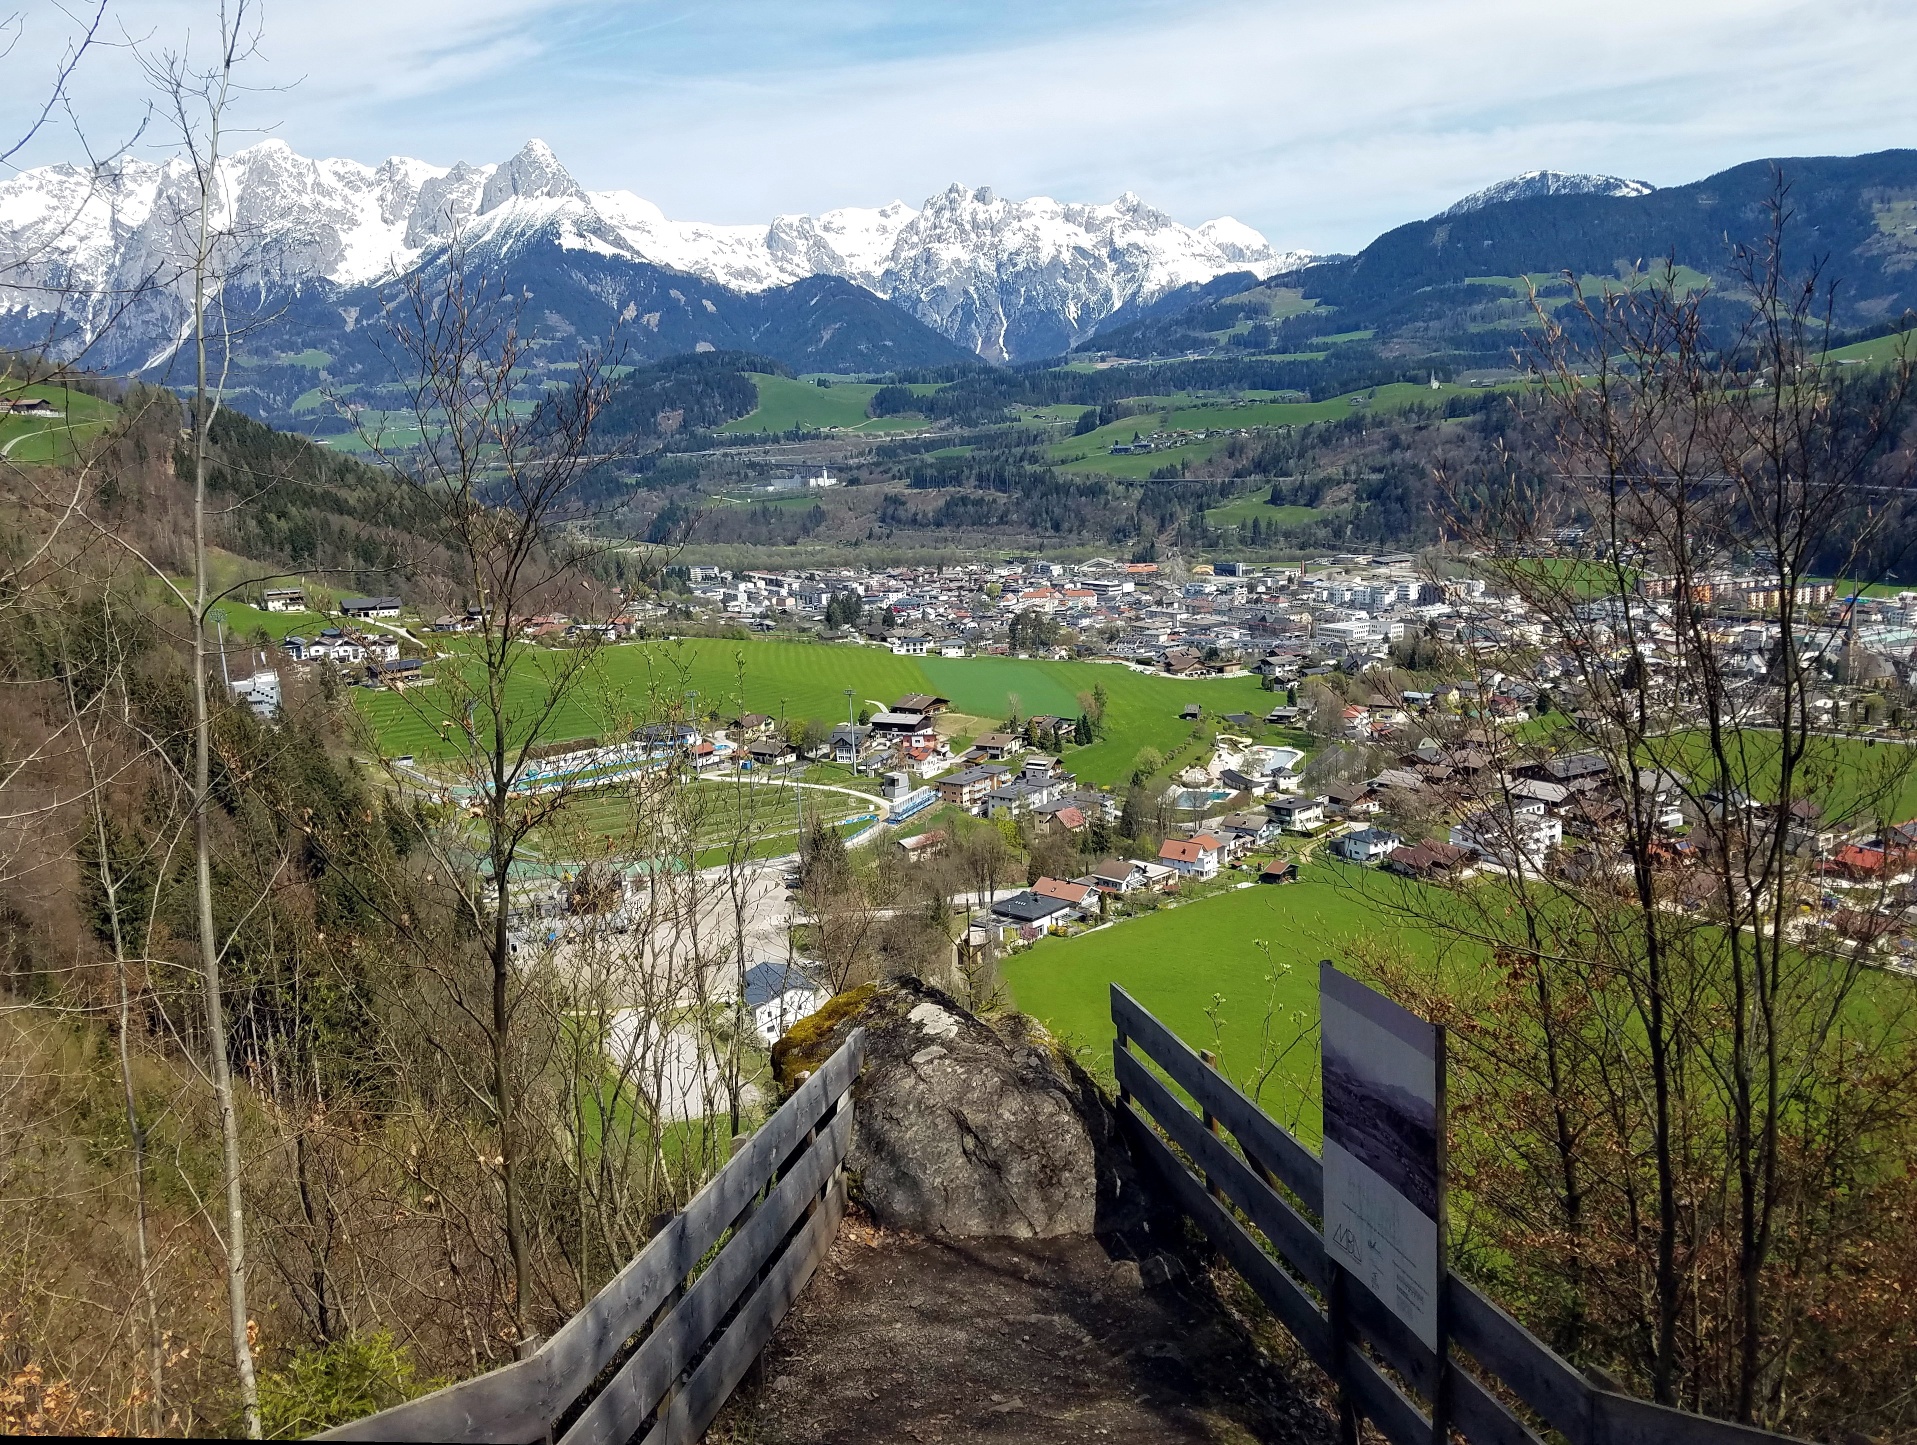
left=1198, top=1049, right=1227, bottom=1206
left=1325, top=1265, right=1362, bottom=1445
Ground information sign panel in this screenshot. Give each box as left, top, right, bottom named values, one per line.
left=1319, top=961, right=1446, bottom=1352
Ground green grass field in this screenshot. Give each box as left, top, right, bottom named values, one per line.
left=710, top=490, right=831, bottom=510
left=1051, top=381, right=1505, bottom=476
left=719, top=375, right=929, bottom=435
left=355, top=638, right=1279, bottom=786
left=1828, top=329, right=1917, bottom=367
left=315, top=409, right=429, bottom=454
left=1460, top=267, right=1715, bottom=305
left=1203, top=494, right=1328, bottom=529
left=1510, top=557, right=1639, bottom=598
left=1004, top=864, right=1446, bottom=1132
left=1649, top=728, right=1917, bottom=825
left=212, top=599, right=343, bottom=641
left=0, top=384, right=119, bottom=465
left=533, top=774, right=874, bottom=860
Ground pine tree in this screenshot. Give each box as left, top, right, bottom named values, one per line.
left=1074, top=713, right=1093, bottom=746
left=801, top=818, right=848, bottom=889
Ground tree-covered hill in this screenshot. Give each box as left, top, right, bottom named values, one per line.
left=1079, top=149, right=1917, bottom=362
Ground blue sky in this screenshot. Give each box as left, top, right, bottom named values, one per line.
left=8, top=0, right=1917, bottom=252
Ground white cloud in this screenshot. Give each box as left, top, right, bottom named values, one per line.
left=521, top=0, right=1917, bottom=247
left=5, top=0, right=1914, bottom=250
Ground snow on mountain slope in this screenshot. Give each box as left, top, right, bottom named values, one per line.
left=1441, top=169, right=1655, bottom=216
left=0, top=137, right=1301, bottom=363
left=588, top=171, right=1298, bottom=357
left=861, top=185, right=1310, bottom=361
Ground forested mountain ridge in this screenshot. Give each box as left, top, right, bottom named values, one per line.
left=61, top=238, right=977, bottom=432
left=1085, top=149, right=1917, bottom=360
left=0, top=378, right=462, bottom=594
left=1317, top=149, right=1917, bottom=321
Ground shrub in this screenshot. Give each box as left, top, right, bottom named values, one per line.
left=258, top=1331, right=430, bottom=1439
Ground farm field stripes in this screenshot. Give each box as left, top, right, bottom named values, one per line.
left=353, top=637, right=1278, bottom=787
left=530, top=775, right=873, bottom=859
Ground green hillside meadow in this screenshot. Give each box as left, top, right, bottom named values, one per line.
left=1050, top=380, right=1506, bottom=476
left=718, top=374, right=927, bottom=434
left=355, top=637, right=1277, bottom=786
left=1003, top=863, right=1449, bottom=1132
left=0, top=384, right=119, bottom=464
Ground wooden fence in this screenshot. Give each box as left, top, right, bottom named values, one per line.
left=1112, top=986, right=1794, bottom=1445
left=320, top=1028, right=864, bottom=1445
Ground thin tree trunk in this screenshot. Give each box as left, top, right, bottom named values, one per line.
left=190, top=116, right=261, bottom=1431
left=493, top=849, right=530, bottom=1343
left=85, top=757, right=167, bottom=1434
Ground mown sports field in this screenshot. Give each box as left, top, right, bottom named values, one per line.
left=354, top=636, right=1281, bottom=786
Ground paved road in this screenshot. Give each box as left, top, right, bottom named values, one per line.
left=1, top=423, right=63, bottom=458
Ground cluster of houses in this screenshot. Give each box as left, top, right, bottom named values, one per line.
left=280, top=628, right=428, bottom=689
left=978, top=860, right=1182, bottom=941
left=673, top=549, right=1917, bottom=736
left=671, top=553, right=1497, bottom=674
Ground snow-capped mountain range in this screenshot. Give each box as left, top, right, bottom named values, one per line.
left=1441, top=169, right=1655, bottom=216
left=0, top=138, right=1308, bottom=366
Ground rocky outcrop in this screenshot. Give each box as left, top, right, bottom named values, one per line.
left=772, top=979, right=1150, bottom=1240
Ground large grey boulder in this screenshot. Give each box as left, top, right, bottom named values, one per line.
left=771, top=978, right=1149, bottom=1239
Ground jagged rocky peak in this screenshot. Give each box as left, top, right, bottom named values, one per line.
left=1442, top=169, right=1656, bottom=216
left=407, top=161, right=493, bottom=245
left=0, top=135, right=1306, bottom=363
left=479, top=139, right=584, bottom=214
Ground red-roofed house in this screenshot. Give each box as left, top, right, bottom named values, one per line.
left=1030, top=798, right=1088, bottom=838
left=1032, top=877, right=1099, bottom=913
left=1159, top=834, right=1222, bottom=880
left=1823, top=844, right=1911, bottom=882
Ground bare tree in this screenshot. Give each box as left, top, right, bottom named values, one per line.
left=951, top=823, right=1015, bottom=1010
left=353, top=237, right=627, bottom=1346
left=1381, top=184, right=1917, bottom=1434
left=141, top=7, right=270, bottom=1429
left=58, top=599, right=177, bottom=1434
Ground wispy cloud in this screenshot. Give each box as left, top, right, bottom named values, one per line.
left=5, top=0, right=1913, bottom=250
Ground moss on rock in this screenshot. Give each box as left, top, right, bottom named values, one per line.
left=771, top=983, right=878, bottom=1090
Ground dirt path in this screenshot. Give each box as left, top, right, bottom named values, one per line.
left=710, top=1211, right=1335, bottom=1445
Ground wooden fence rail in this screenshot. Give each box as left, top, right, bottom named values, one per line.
left=1111, top=986, right=1794, bottom=1445
left=319, top=1029, right=865, bottom=1445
